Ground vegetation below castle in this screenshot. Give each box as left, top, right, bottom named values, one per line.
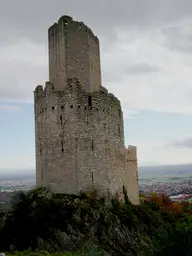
left=1, top=188, right=192, bottom=255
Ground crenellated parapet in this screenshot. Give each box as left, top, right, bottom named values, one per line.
left=126, top=145, right=137, bottom=162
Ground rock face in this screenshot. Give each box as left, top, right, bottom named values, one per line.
left=34, top=15, right=139, bottom=205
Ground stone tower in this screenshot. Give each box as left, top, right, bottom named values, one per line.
left=34, top=15, right=139, bottom=205
left=48, top=15, right=101, bottom=92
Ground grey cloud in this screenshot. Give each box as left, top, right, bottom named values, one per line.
left=126, top=63, right=162, bottom=74
left=161, top=25, right=192, bottom=53
left=102, top=62, right=162, bottom=85
left=1, top=0, right=192, bottom=107
left=168, top=137, right=192, bottom=148
left=1, top=0, right=192, bottom=44
left=0, top=59, right=47, bottom=101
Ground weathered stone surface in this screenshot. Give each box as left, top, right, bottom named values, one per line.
left=48, top=16, right=101, bottom=92
left=34, top=15, right=139, bottom=205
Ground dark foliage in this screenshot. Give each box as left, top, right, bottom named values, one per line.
left=1, top=188, right=192, bottom=255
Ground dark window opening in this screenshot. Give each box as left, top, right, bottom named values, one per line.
left=88, top=96, right=92, bottom=107
left=40, top=149, right=42, bottom=154
left=84, top=106, right=87, bottom=110
left=118, top=126, right=120, bottom=136
left=70, top=105, right=73, bottom=108
left=82, top=68, right=84, bottom=71
left=92, top=139, right=94, bottom=150
left=60, top=115, right=63, bottom=123
left=92, top=171, right=94, bottom=182
left=61, top=106, right=64, bottom=110
left=96, top=108, right=98, bottom=111
left=78, top=105, right=80, bottom=109
left=61, top=140, right=64, bottom=153
left=52, top=106, right=54, bottom=110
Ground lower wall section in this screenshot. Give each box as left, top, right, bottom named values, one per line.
left=36, top=144, right=139, bottom=205
left=34, top=80, right=139, bottom=205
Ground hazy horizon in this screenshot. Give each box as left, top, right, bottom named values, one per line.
left=1, top=163, right=192, bottom=178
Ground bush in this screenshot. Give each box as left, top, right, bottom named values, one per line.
left=1, top=188, right=192, bottom=255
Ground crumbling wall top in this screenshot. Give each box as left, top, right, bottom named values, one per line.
left=48, top=15, right=99, bottom=42
left=126, top=145, right=137, bottom=161
left=34, top=85, right=43, bottom=95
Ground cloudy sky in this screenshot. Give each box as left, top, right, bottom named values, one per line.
left=1, top=0, right=192, bottom=170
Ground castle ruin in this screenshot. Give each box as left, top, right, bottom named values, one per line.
left=34, top=15, right=139, bottom=205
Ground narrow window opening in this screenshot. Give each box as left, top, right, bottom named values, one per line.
left=60, top=115, right=63, bottom=123
left=70, top=105, right=73, bottom=108
left=88, top=96, right=92, bottom=107
left=118, top=125, right=120, bottom=136
left=52, top=106, right=54, bottom=110
left=61, top=106, right=64, bottom=110
left=61, top=140, right=64, bottom=153
left=92, top=139, right=94, bottom=150
left=92, top=171, right=94, bottom=183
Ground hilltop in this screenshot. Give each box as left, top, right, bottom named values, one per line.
left=1, top=187, right=192, bottom=255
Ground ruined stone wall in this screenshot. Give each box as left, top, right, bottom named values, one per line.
left=34, top=79, right=127, bottom=198
left=125, top=146, right=139, bottom=205
left=48, top=16, right=101, bottom=92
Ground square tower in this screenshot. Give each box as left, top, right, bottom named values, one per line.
left=48, top=16, right=102, bottom=92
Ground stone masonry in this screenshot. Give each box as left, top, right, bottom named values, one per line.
left=34, top=15, right=139, bottom=205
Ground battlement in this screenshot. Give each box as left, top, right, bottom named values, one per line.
left=48, top=15, right=98, bottom=42
left=48, top=23, right=58, bottom=37
left=34, top=85, right=43, bottom=96
left=126, top=145, right=137, bottom=161
left=100, top=86, right=108, bottom=94
left=34, top=79, right=121, bottom=111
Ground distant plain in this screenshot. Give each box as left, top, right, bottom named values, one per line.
left=1, top=164, right=192, bottom=185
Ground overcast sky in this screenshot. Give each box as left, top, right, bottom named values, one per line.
left=1, top=0, right=192, bottom=170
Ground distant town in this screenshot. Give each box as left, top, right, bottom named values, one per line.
left=1, top=164, right=192, bottom=208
